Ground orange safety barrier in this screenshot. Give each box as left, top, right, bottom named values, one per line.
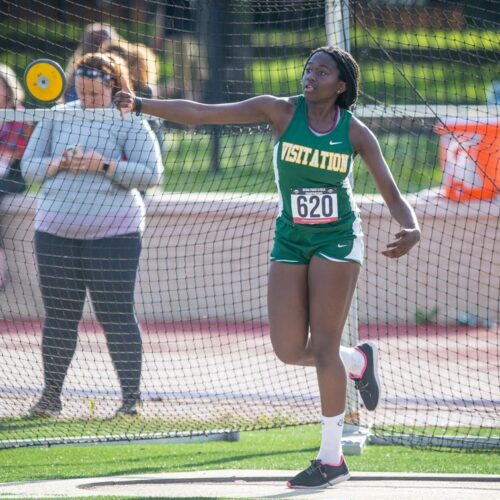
left=434, top=120, right=499, bottom=202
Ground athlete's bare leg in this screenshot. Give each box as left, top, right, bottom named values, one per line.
left=308, top=256, right=360, bottom=415
left=268, top=261, right=314, bottom=366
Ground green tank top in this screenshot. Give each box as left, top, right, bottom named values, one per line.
left=273, top=95, right=362, bottom=237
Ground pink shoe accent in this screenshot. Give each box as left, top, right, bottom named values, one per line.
left=323, top=456, right=345, bottom=467
left=349, top=346, right=367, bottom=380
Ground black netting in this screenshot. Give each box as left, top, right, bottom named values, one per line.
left=0, top=0, right=498, bottom=450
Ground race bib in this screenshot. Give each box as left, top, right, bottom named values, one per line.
left=291, top=188, right=338, bottom=224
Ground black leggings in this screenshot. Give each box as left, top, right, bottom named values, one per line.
left=35, top=231, right=142, bottom=403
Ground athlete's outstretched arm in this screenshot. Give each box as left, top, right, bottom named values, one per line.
left=114, top=75, right=287, bottom=128
left=350, top=117, right=421, bottom=259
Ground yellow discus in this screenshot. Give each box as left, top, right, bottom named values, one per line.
left=24, top=59, right=66, bottom=103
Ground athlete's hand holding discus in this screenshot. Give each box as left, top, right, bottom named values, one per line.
left=114, top=75, right=137, bottom=117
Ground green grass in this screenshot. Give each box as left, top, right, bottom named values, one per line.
left=0, top=19, right=153, bottom=45
left=162, top=130, right=442, bottom=194
left=1, top=425, right=499, bottom=484
left=2, top=24, right=497, bottom=106
left=250, top=58, right=498, bottom=104
left=0, top=22, right=488, bottom=195
left=252, top=29, right=500, bottom=52
left=0, top=412, right=298, bottom=443
left=2, top=21, right=497, bottom=53
left=354, top=29, right=500, bottom=51
left=163, top=131, right=276, bottom=193
left=353, top=133, right=442, bottom=194
left=20, top=130, right=442, bottom=196
left=373, top=425, right=500, bottom=439
left=253, top=56, right=498, bottom=104
left=3, top=413, right=497, bottom=446
left=359, top=61, right=498, bottom=105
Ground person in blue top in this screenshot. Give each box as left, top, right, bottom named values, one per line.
left=115, top=46, right=421, bottom=489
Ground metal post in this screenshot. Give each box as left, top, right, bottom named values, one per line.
left=326, top=1, right=362, bottom=429
left=326, top=0, right=350, bottom=50
left=198, top=0, right=224, bottom=173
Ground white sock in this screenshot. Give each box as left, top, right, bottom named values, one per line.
left=316, top=412, right=345, bottom=466
left=340, top=345, right=365, bottom=379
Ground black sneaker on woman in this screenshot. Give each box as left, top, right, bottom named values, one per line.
left=28, top=391, right=62, bottom=418
left=287, top=458, right=350, bottom=489
left=114, top=399, right=139, bottom=417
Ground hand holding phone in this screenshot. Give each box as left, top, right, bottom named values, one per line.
left=65, top=144, right=83, bottom=162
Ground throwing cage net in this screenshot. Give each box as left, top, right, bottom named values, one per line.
left=0, top=0, right=498, bottom=449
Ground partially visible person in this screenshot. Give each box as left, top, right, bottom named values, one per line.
left=100, top=39, right=159, bottom=98
left=100, top=39, right=166, bottom=157
left=64, top=23, right=122, bottom=102
left=163, top=35, right=208, bottom=101
left=0, top=64, right=30, bottom=290
left=22, top=53, right=163, bottom=418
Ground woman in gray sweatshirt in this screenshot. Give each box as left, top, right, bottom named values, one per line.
left=22, top=52, right=163, bottom=418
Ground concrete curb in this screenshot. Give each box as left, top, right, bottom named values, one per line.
left=0, top=470, right=499, bottom=499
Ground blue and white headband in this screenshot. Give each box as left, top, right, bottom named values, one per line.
left=75, top=67, right=113, bottom=84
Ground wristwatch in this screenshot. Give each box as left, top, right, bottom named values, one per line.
left=134, top=97, right=143, bottom=116
left=101, top=161, right=110, bottom=173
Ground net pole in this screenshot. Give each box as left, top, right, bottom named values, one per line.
left=198, top=0, right=223, bottom=173
left=326, top=0, right=350, bottom=51
left=326, top=0, right=361, bottom=424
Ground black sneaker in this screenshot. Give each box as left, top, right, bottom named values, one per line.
left=115, top=399, right=139, bottom=417
left=287, top=459, right=350, bottom=489
left=28, top=392, right=62, bottom=418
left=351, top=341, right=381, bottom=411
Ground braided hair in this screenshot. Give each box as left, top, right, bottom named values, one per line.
left=303, top=46, right=360, bottom=109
